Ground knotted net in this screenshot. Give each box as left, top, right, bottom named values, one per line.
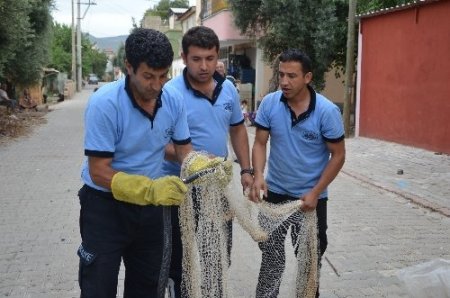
left=179, top=152, right=318, bottom=297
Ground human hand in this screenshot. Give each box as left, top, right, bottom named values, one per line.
left=299, top=192, right=319, bottom=212
left=149, top=176, right=189, bottom=205
left=249, top=175, right=267, bottom=203
left=241, top=172, right=253, bottom=197
left=111, top=172, right=187, bottom=206
left=216, top=159, right=233, bottom=187
left=185, top=153, right=225, bottom=176
left=183, top=152, right=233, bottom=187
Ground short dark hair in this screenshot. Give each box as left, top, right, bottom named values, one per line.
left=182, top=26, right=219, bottom=55
left=279, top=49, right=312, bottom=74
left=125, top=28, right=174, bottom=73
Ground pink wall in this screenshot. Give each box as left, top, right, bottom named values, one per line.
left=203, top=10, right=246, bottom=41
left=359, top=1, right=450, bottom=153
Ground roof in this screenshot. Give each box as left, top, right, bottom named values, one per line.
left=357, top=0, right=442, bottom=19
left=177, top=6, right=196, bottom=21
left=169, top=8, right=188, bottom=15
left=43, top=67, right=59, bottom=74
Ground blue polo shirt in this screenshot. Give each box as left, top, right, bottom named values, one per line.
left=255, top=86, right=344, bottom=199
left=81, top=76, right=191, bottom=191
left=162, top=68, right=244, bottom=176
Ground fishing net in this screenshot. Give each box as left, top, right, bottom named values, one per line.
left=178, top=151, right=318, bottom=297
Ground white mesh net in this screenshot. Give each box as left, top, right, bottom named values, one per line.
left=179, top=151, right=318, bottom=298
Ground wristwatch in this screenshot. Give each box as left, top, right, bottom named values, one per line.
left=240, top=168, right=254, bottom=176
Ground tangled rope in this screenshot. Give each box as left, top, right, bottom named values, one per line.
left=178, top=151, right=318, bottom=297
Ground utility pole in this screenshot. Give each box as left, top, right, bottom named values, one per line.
left=72, top=0, right=76, bottom=83
left=76, top=0, right=82, bottom=91
left=75, top=1, right=96, bottom=92
left=343, top=0, right=357, bottom=137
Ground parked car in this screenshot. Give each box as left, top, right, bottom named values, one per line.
left=88, top=74, right=99, bottom=85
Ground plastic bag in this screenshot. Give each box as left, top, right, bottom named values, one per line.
left=397, top=259, right=450, bottom=298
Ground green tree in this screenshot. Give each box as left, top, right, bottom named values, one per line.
left=0, top=0, right=30, bottom=78
left=49, top=22, right=72, bottom=75
left=82, top=39, right=108, bottom=79
left=50, top=22, right=107, bottom=80
left=113, top=43, right=126, bottom=74
left=144, top=0, right=189, bottom=22
left=0, top=0, right=53, bottom=86
left=229, top=0, right=348, bottom=91
left=229, top=0, right=411, bottom=91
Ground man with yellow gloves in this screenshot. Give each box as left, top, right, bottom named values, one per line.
left=77, top=28, right=224, bottom=298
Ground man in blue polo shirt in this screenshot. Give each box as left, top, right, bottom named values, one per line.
left=162, top=26, right=253, bottom=297
left=250, top=49, right=346, bottom=297
left=78, top=28, right=195, bottom=298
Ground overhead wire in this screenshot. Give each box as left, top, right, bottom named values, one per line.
left=81, top=0, right=153, bottom=37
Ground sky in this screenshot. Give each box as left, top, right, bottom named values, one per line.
left=52, top=0, right=195, bottom=38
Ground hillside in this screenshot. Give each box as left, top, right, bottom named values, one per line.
left=87, top=34, right=128, bottom=53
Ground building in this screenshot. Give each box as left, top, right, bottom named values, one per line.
left=168, top=7, right=188, bottom=30
left=173, top=1, right=346, bottom=112
left=172, top=6, right=198, bottom=78
left=356, top=0, right=450, bottom=153
left=197, top=0, right=266, bottom=110
left=142, top=7, right=189, bottom=79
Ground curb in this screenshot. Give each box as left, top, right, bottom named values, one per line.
left=341, top=169, right=450, bottom=217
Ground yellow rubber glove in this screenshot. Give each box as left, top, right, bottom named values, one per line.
left=223, top=160, right=233, bottom=176
left=184, top=154, right=233, bottom=186
left=219, top=160, right=233, bottom=186
left=111, top=172, right=188, bottom=206
left=185, top=155, right=225, bottom=176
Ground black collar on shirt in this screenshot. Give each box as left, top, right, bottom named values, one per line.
left=124, top=75, right=162, bottom=128
left=280, top=85, right=317, bottom=127
left=182, top=67, right=225, bottom=105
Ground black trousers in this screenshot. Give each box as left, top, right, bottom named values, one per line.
left=256, top=191, right=328, bottom=298
left=77, top=185, right=166, bottom=298
left=168, top=206, right=183, bottom=298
